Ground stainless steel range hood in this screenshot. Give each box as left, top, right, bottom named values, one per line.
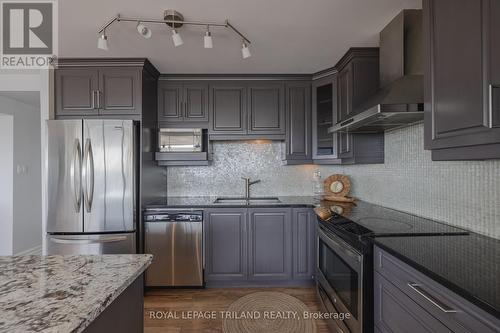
left=329, top=9, right=423, bottom=134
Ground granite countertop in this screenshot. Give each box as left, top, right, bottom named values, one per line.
left=374, top=234, right=500, bottom=319
left=143, top=195, right=319, bottom=208
left=0, top=254, right=152, bottom=333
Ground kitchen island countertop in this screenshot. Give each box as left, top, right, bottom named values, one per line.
left=0, top=254, right=152, bottom=333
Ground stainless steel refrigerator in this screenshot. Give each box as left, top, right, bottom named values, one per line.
left=46, top=119, right=137, bottom=254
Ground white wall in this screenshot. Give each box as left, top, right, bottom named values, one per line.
left=0, top=95, right=42, bottom=254
left=0, top=114, right=14, bottom=255
left=0, top=69, right=51, bottom=255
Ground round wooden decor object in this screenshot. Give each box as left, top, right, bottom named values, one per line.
left=324, top=174, right=351, bottom=197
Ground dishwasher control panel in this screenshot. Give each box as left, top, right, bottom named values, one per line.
left=144, top=210, right=203, bottom=222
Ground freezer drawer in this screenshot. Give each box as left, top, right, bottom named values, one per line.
left=46, top=233, right=136, bottom=255
left=145, top=221, right=203, bottom=287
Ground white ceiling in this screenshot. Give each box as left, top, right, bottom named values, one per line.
left=59, top=0, right=421, bottom=74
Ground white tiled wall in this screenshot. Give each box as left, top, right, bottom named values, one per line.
left=167, top=123, right=500, bottom=239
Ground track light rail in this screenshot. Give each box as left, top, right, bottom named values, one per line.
left=97, top=14, right=251, bottom=44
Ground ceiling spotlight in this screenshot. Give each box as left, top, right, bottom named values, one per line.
left=241, top=42, right=251, bottom=59
left=171, top=29, right=183, bottom=47
left=204, top=26, right=213, bottom=49
left=97, top=32, right=108, bottom=50
left=137, top=22, right=152, bottom=39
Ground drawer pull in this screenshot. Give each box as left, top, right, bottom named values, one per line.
left=408, top=283, right=458, bottom=313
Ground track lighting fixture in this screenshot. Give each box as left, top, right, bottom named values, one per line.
left=97, top=32, right=108, bottom=50
left=204, top=26, right=213, bottom=49
left=241, top=42, right=251, bottom=59
left=136, top=22, right=152, bottom=39
left=171, top=29, right=183, bottom=47
left=96, top=10, right=252, bottom=58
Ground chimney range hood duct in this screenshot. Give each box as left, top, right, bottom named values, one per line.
left=329, top=9, right=424, bottom=134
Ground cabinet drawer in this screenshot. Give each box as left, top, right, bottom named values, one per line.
left=374, top=272, right=451, bottom=332
left=374, top=246, right=500, bottom=333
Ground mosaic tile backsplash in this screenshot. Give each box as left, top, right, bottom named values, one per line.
left=167, top=123, right=500, bottom=239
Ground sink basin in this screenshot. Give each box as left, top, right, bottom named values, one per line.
left=214, top=197, right=281, bottom=204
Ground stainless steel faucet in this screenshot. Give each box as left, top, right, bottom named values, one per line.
left=241, top=177, right=261, bottom=199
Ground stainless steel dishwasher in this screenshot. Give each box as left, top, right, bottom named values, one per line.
left=144, top=209, right=203, bottom=287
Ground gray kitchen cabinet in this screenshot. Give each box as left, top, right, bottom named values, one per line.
left=158, top=81, right=209, bottom=125
left=247, top=82, right=285, bottom=135
left=248, top=208, right=292, bottom=280
left=282, top=81, right=312, bottom=164
left=424, top=0, right=500, bottom=160
left=374, top=271, right=451, bottom=333
left=335, top=48, right=384, bottom=164
left=55, top=68, right=99, bottom=116
left=312, top=74, right=340, bottom=163
left=98, top=68, right=142, bottom=115
left=204, top=209, right=248, bottom=281
left=204, top=207, right=315, bottom=286
left=292, top=208, right=316, bottom=280
left=158, top=82, right=183, bottom=122
left=55, top=59, right=159, bottom=118
left=374, top=246, right=500, bottom=333
left=209, top=82, right=247, bottom=135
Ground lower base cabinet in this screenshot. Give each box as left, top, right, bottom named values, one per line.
left=204, top=208, right=316, bottom=286
left=374, top=246, right=500, bottom=333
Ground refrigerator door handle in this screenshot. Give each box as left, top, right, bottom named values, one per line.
left=49, top=235, right=128, bottom=244
left=83, top=138, right=95, bottom=212
left=70, top=139, right=82, bottom=212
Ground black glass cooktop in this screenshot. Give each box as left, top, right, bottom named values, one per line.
left=319, top=201, right=469, bottom=238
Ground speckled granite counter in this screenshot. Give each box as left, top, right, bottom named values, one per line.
left=0, top=254, right=152, bottom=333
left=144, top=195, right=319, bottom=208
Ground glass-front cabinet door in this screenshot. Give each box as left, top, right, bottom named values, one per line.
left=312, top=74, right=339, bottom=161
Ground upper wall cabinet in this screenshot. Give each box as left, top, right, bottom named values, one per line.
left=209, top=81, right=286, bottom=140
left=55, top=68, right=99, bottom=116
left=209, top=82, right=248, bottom=135
left=55, top=58, right=159, bottom=119
left=335, top=48, right=384, bottom=164
left=282, top=81, right=312, bottom=164
left=158, top=81, right=209, bottom=126
left=247, top=82, right=285, bottom=135
left=424, top=0, right=500, bottom=160
left=312, top=74, right=340, bottom=163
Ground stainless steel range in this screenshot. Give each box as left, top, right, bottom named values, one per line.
left=315, top=201, right=469, bottom=333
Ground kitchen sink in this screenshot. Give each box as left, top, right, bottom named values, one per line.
left=214, top=197, right=282, bottom=204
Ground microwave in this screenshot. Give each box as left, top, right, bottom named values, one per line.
left=158, top=128, right=203, bottom=152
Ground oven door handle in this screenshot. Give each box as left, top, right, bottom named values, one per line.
left=318, top=225, right=362, bottom=263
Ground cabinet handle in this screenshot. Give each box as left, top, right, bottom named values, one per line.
left=407, top=283, right=457, bottom=313
left=489, top=84, right=499, bottom=128
left=91, top=90, right=96, bottom=109
left=96, top=90, right=101, bottom=109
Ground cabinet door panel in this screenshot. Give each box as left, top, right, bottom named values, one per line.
left=292, top=208, right=316, bottom=280
left=99, top=68, right=141, bottom=115
left=248, top=209, right=292, bottom=280
left=337, top=64, right=352, bottom=122
left=158, top=82, right=183, bottom=122
left=424, top=0, right=500, bottom=150
left=55, top=68, right=99, bottom=116
left=285, top=82, right=312, bottom=160
left=205, top=210, right=247, bottom=280
left=210, top=83, right=247, bottom=134
left=247, top=83, right=285, bottom=134
left=312, top=75, right=338, bottom=160
left=184, top=82, right=209, bottom=122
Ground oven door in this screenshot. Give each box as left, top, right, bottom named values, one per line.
left=317, top=225, right=363, bottom=333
